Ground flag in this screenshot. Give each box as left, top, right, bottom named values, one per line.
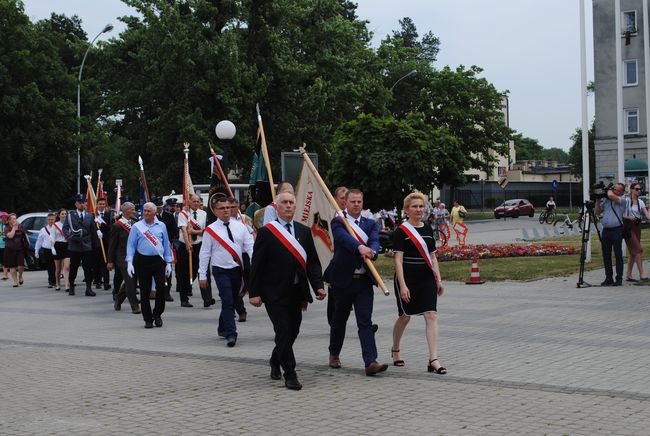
left=96, top=179, right=106, bottom=200
left=114, top=183, right=122, bottom=217
left=294, top=161, right=336, bottom=268
left=207, top=153, right=229, bottom=223
left=248, top=126, right=273, bottom=208
left=182, top=152, right=195, bottom=209
left=85, top=178, right=97, bottom=215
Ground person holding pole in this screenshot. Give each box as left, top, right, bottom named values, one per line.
left=63, top=194, right=99, bottom=296
left=391, top=192, right=447, bottom=374
left=177, top=194, right=210, bottom=307
left=326, top=186, right=348, bottom=327
left=326, top=189, right=388, bottom=376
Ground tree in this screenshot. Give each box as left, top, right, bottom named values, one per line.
left=513, top=132, right=544, bottom=161
left=329, top=113, right=461, bottom=210
left=568, top=123, right=595, bottom=183
left=542, top=147, right=569, bottom=163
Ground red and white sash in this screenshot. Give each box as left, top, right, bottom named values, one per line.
left=337, top=211, right=368, bottom=245
left=133, top=220, right=165, bottom=259
left=204, top=225, right=246, bottom=292
left=399, top=222, right=434, bottom=273
left=53, top=222, right=67, bottom=242
left=117, top=217, right=132, bottom=233
left=265, top=221, right=307, bottom=271
left=180, top=210, right=202, bottom=231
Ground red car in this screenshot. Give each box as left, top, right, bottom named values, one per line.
left=494, top=199, right=535, bottom=219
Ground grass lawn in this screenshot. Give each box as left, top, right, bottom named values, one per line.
left=374, top=236, right=650, bottom=282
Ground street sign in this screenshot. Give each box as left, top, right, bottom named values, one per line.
left=498, top=177, right=508, bottom=189
left=552, top=179, right=559, bottom=190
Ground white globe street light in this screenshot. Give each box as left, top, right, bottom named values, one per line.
left=215, top=120, right=236, bottom=140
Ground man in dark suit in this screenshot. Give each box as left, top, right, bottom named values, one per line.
left=63, top=194, right=99, bottom=296
left=155, top=197, right=178, bottom=302
left=107, top=202, right=140, bottom=314
left=325, top=189, right=388, bottom=376
left=93, top=197, right=113, bottom=290
left=250, top=192, right=326, bottom=391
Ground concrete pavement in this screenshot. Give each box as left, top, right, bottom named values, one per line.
left=1, top=266, right=650, bottom=435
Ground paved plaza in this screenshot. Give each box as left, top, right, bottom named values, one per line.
left=1, top=262, right=650, bottom=435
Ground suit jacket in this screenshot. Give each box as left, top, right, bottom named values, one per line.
left=158, top=211, right=178, bottom=241
left=63, top=210, right=98, bottom=252
left=323, top=215, right=380, bottom=288
left=107, top=220, right=131, bottom=264
left=96, top=210, right=113, bottom=238
left=250, top=221, right=324, bottom=305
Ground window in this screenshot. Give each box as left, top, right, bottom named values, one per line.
left=625, top=108, right=639, bottom=134
left=497, top=166, right=508, bottom=176
left=622, top=10, right=637, bottom=33
left=624, top=60, right=638, bottom=86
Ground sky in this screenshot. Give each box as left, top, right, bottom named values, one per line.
left=23, top=0, right=595, bottom=152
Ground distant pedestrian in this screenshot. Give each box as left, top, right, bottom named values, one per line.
left=3, top=213, right=29, bottom=287
left=52, top=209, right=70, bottom=292
left=0, top=211, right=9, bottom=281
left=34, top=213, right=57, bottom=288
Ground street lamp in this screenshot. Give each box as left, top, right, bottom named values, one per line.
left=76, top=23, right=114, bottom=193
left=389, top=69, right=417, bottom=92
left=215, top=120, right=236, bottom=140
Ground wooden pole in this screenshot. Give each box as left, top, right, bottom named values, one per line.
left=85, top=175, right=107, bottom=263
left=297, top=146, right=389, bottom=296
left=256, top=104, right=276, bottom=199
left=182, top=144, right=193, bottom=286
left=209, top=147, right=247, bottom=224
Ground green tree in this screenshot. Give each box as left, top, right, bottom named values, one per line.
left=329, top=113, right=461, bottom=210
left=568, top=123, right=595, bottom=183
left=513, top=132, right=544, bottom=161
left=542, top=147, right=569, bottom=163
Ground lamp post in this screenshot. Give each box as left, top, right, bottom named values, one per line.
left=389, top=69, right=417, bottom=92
left=76, top=23, right=113, bottom=194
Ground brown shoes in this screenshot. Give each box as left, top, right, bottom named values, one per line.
left=329, top=355, right=342, bottom=369
left=365, top=361, right=388, bottom=376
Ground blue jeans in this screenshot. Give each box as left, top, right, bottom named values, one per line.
left=213, top=266, right=242, bottom=339
left=601, top=227, right=624, bottom=282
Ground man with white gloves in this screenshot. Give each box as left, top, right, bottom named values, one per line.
left=126, top=202, right=173, bottom=329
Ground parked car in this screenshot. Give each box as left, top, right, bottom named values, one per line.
left=494, top=199, right=535, bottom=219
left=17, top=212, right=50, bottom=270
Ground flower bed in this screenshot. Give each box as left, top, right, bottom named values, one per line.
left=436, top=243, right=579, bottom=262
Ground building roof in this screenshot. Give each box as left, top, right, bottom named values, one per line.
left=625, top=157, right=648, bottom=172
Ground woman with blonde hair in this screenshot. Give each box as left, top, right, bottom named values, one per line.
left=391, top=192, right=447, bottom=374
left=52, top=208, right=71, bottom=292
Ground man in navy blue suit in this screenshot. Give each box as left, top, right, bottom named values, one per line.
left=325, top=189, right=388, bottom=376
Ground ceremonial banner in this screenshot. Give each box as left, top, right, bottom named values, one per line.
left=85, top=179, right=96, bottom=215
left=207, top=153, right=229, bottom=223
left=248, top=126, right=273, bottom=208
left=182, top=144, right=195, bottom=209
left=294, top=161, right=336, bottom=268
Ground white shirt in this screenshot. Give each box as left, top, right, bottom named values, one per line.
left=198, top=218, right=254, bottom=280
left=35, top=225, right=55, bottom=251
left=52, top=221, right=67, bottom=242
left=178, top=208, right=207, bottom=244
left=627, top=198, right=646, bottom=219
left=262, top=204, right=277, bottom=225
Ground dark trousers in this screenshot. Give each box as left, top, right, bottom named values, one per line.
left=134, top=253, right=166, bottom=323
left=112, top=267, right=123, bottom=300
left=69, top=250, right=95, bottom=289
left=93, top=248, right=110, bottom=286
left=265, top=293, right=303, bottom=379
left=116, top=258, right=139, bottom=308
left=602, top=227, right=624, bottom=282
left=326, top=285, right=336, bottom=326
left=39, top=249, right=56, bottom=286
left=176, top=242, right=200, bottom=302
left=329, top=276, right=377, bottom=367
left=213, top=266, right=242, bottom=339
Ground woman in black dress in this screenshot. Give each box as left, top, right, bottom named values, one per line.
left=391, top=192, right=446, bottom=374
left=52, top=209, right=70, bottom=292
left=3, top=213, right=29, bottom=287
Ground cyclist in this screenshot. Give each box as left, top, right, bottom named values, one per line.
left=545, top=196, right=556, bottom=214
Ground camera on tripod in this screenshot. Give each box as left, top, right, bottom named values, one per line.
left=590, top=181, right=614, bottom=199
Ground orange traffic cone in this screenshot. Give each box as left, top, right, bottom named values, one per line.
left=465, top=258, right=485, bottom=285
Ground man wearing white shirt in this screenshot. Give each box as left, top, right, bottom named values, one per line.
left=177, top=194, right=211, bottom=307
left=35, top=213, right=57, bottom=288
left=262, top=181, right=294, bottom=225
left=199, top=196, right=254, bottom=347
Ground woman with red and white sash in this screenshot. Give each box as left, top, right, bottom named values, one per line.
left=52, top=208, right=71, bottom=292
left=391, top=192, right=447, bottom=374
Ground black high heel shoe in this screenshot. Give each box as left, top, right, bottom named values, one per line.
left=427, top=359, right=447, bottom=374
left=391, top=349, right=405, bottom=367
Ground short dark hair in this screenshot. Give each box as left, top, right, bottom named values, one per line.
left=97, top=198, right=107, bottom=203
left=47, top=213, right=56, bottom=218
left=345, top=189, right=363, bottom=200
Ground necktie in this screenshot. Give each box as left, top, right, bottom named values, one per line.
left=224, top=222, right=234, bottom=242
left=191, top=210, right=198, bottom=242
left=354, top=219, right=359, bottom=225
left=193, top=211, right=197, bottom=220
left=285, top=223, right=292, bottom=235
left=79, top=212, right=83, bottom=220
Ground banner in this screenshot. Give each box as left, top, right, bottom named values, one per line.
left=294, top=161, right=336, bottom=268
left=248, top=127, right=273, bottom=209
left=208, top=153, right=229, bottom=223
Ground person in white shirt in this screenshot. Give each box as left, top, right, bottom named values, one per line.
left=199, top=196, right=254, bottom=347
left=176, top=194, right=210, bottom=307
left=51, top=209, right=70, bottom=292
left=262, top=182, right=294, bottom=225
left=35, top=213, right=57, bottom=288
left=545, top=197, right=556, bottom=213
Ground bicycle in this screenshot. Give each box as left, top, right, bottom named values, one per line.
left=553, top=213, right=583, bottom=234
left=538, top=208, right=556, bottom=224
left=431, top=224, right=449, bottom=249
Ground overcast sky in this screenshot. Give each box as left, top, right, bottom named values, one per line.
left=23, top=0, right=595, bottom=152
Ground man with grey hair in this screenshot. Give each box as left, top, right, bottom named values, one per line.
left=107, top=202, right=140, bottom=314
left=126, top=202, right=173, bottom=328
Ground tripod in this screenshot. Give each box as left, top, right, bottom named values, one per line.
left=577, top=200, right=602, bottom=288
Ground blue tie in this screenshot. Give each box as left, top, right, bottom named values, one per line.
left=285, top=223, right=292, bottom=235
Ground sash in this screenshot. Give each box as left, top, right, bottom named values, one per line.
left=204, top=225, right=246, bottom=292
left=44, top=226, right=51, bottom=236
left=117, top=218, right=132, bottom=233
left=180, top=210, right=202, bottom=231
left=53, top=222, right=67, bottom=242
left=133, top=220, right=165, bottom=259
left=336, top=211, right=369, bottom=245
left=399, top=222, right=434, bottom=273
left=265, top=221, right=307, bottom=271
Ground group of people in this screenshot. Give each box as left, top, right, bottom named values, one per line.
left=2, top=183, right=448, bottom=391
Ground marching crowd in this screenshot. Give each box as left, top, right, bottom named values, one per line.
left=1, top=184, right=448, bottom=390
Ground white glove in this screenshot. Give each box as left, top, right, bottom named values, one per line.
left=165, top=263, right=172, bottom=278
left=51, top=246, right=57, bottom=256
left=127, top=262, right=135, bottom=278
left=35, top=252, right=39, bottom=259
left=97, top=230, right=103, bottom=239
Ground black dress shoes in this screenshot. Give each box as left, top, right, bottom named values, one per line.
left=85, top=286, right=96, bottom=297
left=238, top=312, right=247, bottom=322
left=270, top=361, right=281, bottom=380
left=114, top=299, right=122, bottom=311
left=68, top=288, right=75, bottom=296
left=165, top=295, right=174, bottom=302
left=372, top=324, right=379, bottom=333
left=365, top=361, right=389, bottom=376
left=154, top=316, right=163, bottom=328
left=104, top=284, right=112, bottom=291
left=181, top=301, right=194, bottom=308
left=144, top=321, right=154, bottom=329
left=285, top=378, right=302, bottom=391
left=226, top=336, right=237, bottom=347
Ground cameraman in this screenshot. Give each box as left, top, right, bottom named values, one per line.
left=594, top=183, right=628, bottom=286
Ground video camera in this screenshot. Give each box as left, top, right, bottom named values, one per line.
left=590, top=181, right=614, bottom=199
